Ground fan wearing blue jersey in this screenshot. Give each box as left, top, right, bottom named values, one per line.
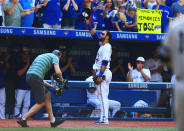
left=75, top=0, right=96, bottom=30
left=19, top=0, right=35, bottom=27
left=42, top=0, right=62, bottom=29
left=113, top=4, right=127, bottom=31
left=61, top=0, right=78, bottom=29
left=125, top=6, right=137, bottom=32
left=85, top=19, right=112, bottom=124
left=102, top=0, right=114, bottom=30
left=152, top=0, right=173, bottom=33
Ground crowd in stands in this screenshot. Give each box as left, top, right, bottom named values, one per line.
left=0, top=0, right=183, bottom=32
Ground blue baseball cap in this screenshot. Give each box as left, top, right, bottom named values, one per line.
left=128, top=6, right=136, bottom=11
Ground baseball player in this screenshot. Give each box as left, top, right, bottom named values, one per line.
left=14, top=49, right=31, bottom=119
left=127, top=57, right=151, bottom=82
left=158, top=16, right=184, bottom=131
left=0, top=62, right=5, bottom=119
left=85, top=19, right=112, bottom=124
left=86, top=75, right=121, bottom=118
left=17, top=50, right=65, bottom=128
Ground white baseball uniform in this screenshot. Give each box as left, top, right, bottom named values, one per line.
left=162, top=17, right=184, bottom=131
left=14, top=89, right=31, bottom=117
left=86, top=76, right=121, bottom=117
left=92, top=42, right=112, bottom=123
left=0, top=88, right=6, bottom=119
left=145, top=58, right=165, bottom=82
left=127, top=68, right=151, bottom=82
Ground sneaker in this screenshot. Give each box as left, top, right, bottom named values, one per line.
left=93, top=120, right=109, bottom=125
left=50, top=119, right=65, bottom=128
left=93, top=120, right=101, bottom=124
left=101, top=121, right=109, bottom=125
left=17, top=118, right=29, bottom=127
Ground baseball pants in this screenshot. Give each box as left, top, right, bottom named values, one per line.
left=14, top=89, right=30, bottom=117
left=0, top=88, right=6, bottom=119
left=174, top=80, right=184, bottom=131
left=87, top=99, right=121, bottom=117
left=96, top=69, right=112, bottom=122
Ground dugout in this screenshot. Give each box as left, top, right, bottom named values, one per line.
left=0, top=27, right=171, bottom=120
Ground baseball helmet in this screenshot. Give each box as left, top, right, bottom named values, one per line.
left=81, top=7, right=91, bottom=21
left=52, top=50, right=62, bottom=57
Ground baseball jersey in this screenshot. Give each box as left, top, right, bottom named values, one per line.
left=19, top=0, right=35, bottom=27
left=144, top=58, right=164, bottom=82
left=16, top=59, right=31, bottom=90
left=113, top=15, right=126, bottom=31
left=163, top=18, right=184, bottom=79
left=171, top=74, right=176, bottom=83
left=85, top=76, right=98, bottom=99
left=127, top=68, right=151, bottom=82
left=0, top=64, right=4, bottom=89
left=152, top=5, right=173, bottom=33
left=27, top=53, right=59, bottom=80
left=93, top=43, right=112, bottom=70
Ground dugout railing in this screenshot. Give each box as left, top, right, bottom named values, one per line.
left=33, top=81, right=174, bottom=121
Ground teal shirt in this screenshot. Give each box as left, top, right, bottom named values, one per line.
left=5, top=2, right=23, bottom=27
left=27, top=53, right=59, bottom=80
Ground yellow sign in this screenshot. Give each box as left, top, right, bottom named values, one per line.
left=137, top=8, right=161, bottom=33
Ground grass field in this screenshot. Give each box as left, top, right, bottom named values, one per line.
left=0, top=127, right=176, bottom=131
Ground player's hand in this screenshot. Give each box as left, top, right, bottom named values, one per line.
left=97, top=77, right=103, bottom=84
left=137, top=64, right=142, bottom=71
left=128, top=62, right=133, bottom=71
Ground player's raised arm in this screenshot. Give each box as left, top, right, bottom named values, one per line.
left=84, top=19, right=100, bottom=43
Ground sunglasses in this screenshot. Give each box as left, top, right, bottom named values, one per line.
left=137, top=61, right=144, bottom=64
left=101, top=32, right=106, bottom=36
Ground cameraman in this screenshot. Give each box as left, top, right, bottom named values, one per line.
left=17, top=50, right=65, bottom=128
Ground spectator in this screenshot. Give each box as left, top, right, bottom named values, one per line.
left=171, top=0, right=184, bottom=17
left=61, top=0, right=78, bottom=29
left=32, top=0, right=45, bottom=28
left=5, top=0, right=33, bottom=27
left=85, top=72, right=121, bottom=118
left=14, top=48, right=31, bottom=119
left=113, top=3, right=127, bottom=31
left=114, top=0, right=125, bottom=10
left=127, top=56, right=151, bottom=82
left=103, top=0, right=114, bottom=30
left=152, top=0, right=173, bottom=33
left=134, top=0, right=144, bottom=8
left=59, top=45, right=76, bottom=80
left=42, top=0, right=62, bottom=29
left=144, top=48, right=166, bottom=82
left=110, top=47, right=126, bottom=81
left=19, top=0, right=35, bottom=27
left=127, top=0, right=137, bottom=8
left=92, top=0, right=106, bottom=30
left=144, top=0, right=157, bottom=9
left=125, top=6, right=137, bottom=32
left=0, top=52, right=5, bottom=119
left=75, top=0, right=96, bottom=30
left=0, top=0, right=7, bottom=26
